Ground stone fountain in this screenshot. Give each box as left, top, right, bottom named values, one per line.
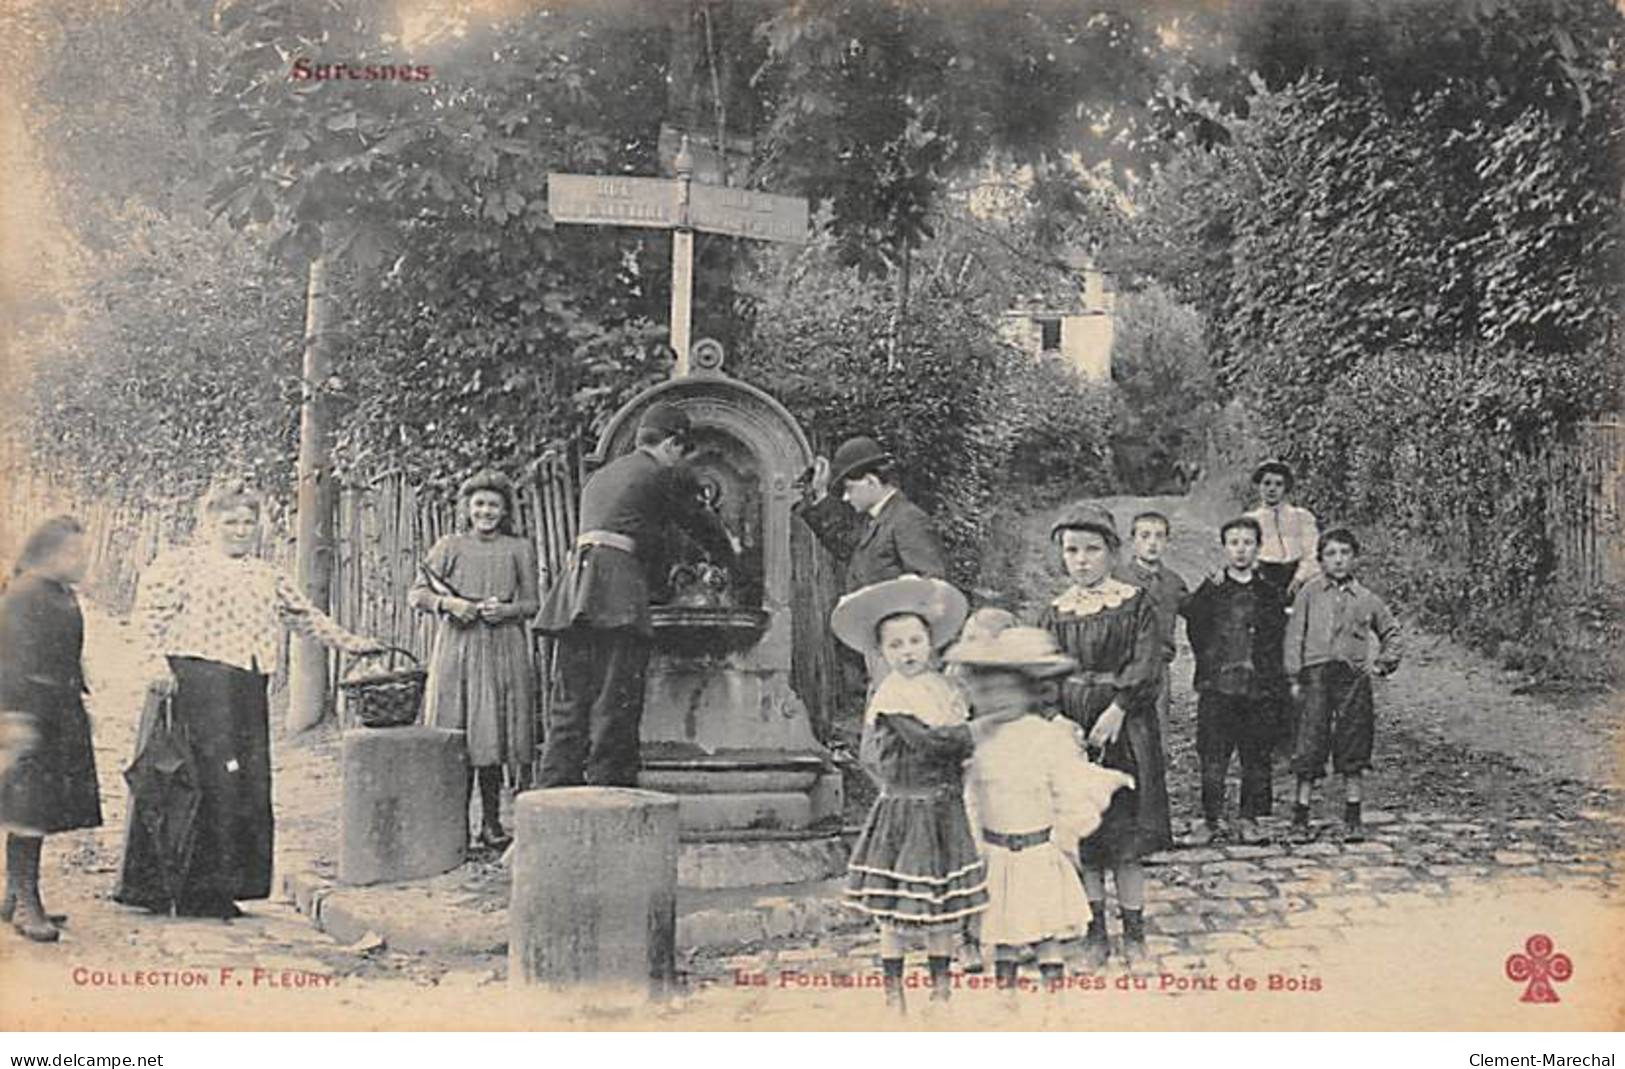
left=587, top=339, right=844, bottom=890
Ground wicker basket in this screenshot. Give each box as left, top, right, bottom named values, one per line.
left=340, top=646, right=426, bottom=728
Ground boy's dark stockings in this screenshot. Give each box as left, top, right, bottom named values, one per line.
left=994, top=959, right=1019, bottom=989
left=1291, top=800, right=1313, bottom=841
left=928, top=955, right=952, bottom=1002
left=6, top=834, right=58, bottom=942
left=1343, top=800, right=1365, bottom=842
left=1039, top=961, right=1065, bottom=990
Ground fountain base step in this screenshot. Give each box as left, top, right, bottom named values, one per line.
left=679, top=834, right=848, bottom=891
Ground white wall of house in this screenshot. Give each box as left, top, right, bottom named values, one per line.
left=999, top=269, right=1116, bottom=383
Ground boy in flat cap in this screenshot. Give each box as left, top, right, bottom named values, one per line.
left=535, top=400, right=737, bottom=788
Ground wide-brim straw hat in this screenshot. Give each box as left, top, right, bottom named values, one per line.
left=944, top=625, right=1077, bottom=679
left=830, top=575, right=969, bottom=655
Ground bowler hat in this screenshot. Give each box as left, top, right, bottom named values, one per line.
left=639, top=401, right=692, bottom=440
left=1050, top=502, right=1120, bottom=547
left=828, top=435, right=893, bottom=486
left=830, top=574, right=969, bottom=656
left=1251, top=458, right=1294, bottom=487
left=944, top=626, right=1078, bottom=679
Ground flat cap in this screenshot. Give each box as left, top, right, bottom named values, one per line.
left=639, top=401, right=692, bottom=439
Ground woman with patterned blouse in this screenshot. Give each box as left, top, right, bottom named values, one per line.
left=116, top=480, right=383, bottom=919
left=1039, top=503, right=1171, bottom=969
left=408, top=470, right=539, bottom=851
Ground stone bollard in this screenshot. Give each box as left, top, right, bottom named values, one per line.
left=509, top=788, right=679, bottom=996
left=339, top=727, right=467, bottom=886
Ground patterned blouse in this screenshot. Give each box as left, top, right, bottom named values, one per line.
left=135, top=546, right=369, bottom=677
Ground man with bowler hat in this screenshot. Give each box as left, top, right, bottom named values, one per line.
left=534, top=401, right=737, bottom=788
left=796, top=435, right=948, bottom=687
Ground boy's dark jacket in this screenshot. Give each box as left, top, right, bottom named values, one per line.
left=1180, top=571, right=1289, bottom=696
left=795, top=491, right=947, bottom=592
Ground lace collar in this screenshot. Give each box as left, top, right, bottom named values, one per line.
left=866, top=670, right=966, bottom=728
left=1051, top=578, right=1138, bottom=617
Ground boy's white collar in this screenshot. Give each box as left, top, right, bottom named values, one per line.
left=866, top=488, right=899, bottom=518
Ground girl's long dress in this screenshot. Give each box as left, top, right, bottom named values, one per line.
left=966, top=715, right=1132, bottom=947
left=843, top=673, right=989, bottom=926
left=1040, top=578, right=1172, bottom=863
left=0, top=574, right=102, bottom=835
left=413, top=534, right=538, bottom=771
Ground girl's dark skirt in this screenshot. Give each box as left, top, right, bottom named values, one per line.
left=844, top=793, right=989, bottom=926
left=1067, top=685, right=1173, bottom=866
left=116, top=657, right=273, bottom=913
left=0, top=691, right=102, bottom=835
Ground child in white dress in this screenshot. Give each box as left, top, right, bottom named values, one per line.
left=945, top=607, right=1019, bottom=974
left=946, top=626, right=1134, bottom=989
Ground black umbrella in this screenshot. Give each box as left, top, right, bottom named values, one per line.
left=119, top=693, right=201, bottom=915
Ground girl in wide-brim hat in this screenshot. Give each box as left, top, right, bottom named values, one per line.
left=947, top=627, right=1135, bottom=990
left=832, top=575, right=985, bottom=1013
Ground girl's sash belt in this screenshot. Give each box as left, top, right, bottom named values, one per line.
left=981, top=827, right=1053, bottom=852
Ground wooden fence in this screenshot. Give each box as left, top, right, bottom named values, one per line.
left=329, top=453, right=581, bottom=730
left=329, top=452, right=842, bottom=739
left=1541, top=421, right=1624, bottom=593
left=2, top=446, right=845, bottom=735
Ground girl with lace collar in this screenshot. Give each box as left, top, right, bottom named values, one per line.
left=1039, top=503, right=1171, bottom=970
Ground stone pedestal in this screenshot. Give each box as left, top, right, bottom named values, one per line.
left=339, top=727, right=467, bottom=886
left=509, top=788, right=679, bottom=995
left=591, top=367, right=849, bottom=894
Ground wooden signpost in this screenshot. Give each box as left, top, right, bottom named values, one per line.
left=548, top=137, right=809, bottom=376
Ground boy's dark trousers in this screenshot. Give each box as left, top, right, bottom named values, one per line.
left=1197, top=690, right=1276, bottom=822
left=539, top=627, right=651, bottom=788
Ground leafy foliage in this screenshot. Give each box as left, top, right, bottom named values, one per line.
left=737, top=243, right=1114, bottom=588
left=1108, top=283, right=1213, bottom=492
left=24, top=211, right=304, bottom=502
left=1126, top=0, right=1623, bottom=666
left=755, top=2, right=1163, bottom=276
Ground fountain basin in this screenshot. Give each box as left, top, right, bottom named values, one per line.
left=649, top=605, right=768, bottom=654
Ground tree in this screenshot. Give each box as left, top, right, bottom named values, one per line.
left=1109, top=283, right=1212, bottom=492
left=1118, top=0, right=1624, bottom=658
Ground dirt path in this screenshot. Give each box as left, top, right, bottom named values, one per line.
left=977, top=490, right=1622, bottom=828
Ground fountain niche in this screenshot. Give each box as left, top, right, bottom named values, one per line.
left=587, top=340, right=844, bottom=889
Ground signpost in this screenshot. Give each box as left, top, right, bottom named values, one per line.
left=549, top=137, right=809, bottom=376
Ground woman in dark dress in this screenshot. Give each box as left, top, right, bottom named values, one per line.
left=1039, top=503, right=1171, bottom=969
left=116, top=481, right=383, bottom=919
left=0, top=516, right=101, bottom=943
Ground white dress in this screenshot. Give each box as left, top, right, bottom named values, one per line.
left=964, top=714, right=1134, bottom=947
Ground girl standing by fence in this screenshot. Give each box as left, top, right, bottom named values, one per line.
left=409, top=470, right=539, bottom=851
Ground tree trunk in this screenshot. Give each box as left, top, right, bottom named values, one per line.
left=287, top=250, right=337, bottom=733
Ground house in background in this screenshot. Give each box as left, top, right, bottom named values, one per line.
left=999, top=264, right=1116, bottom=383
